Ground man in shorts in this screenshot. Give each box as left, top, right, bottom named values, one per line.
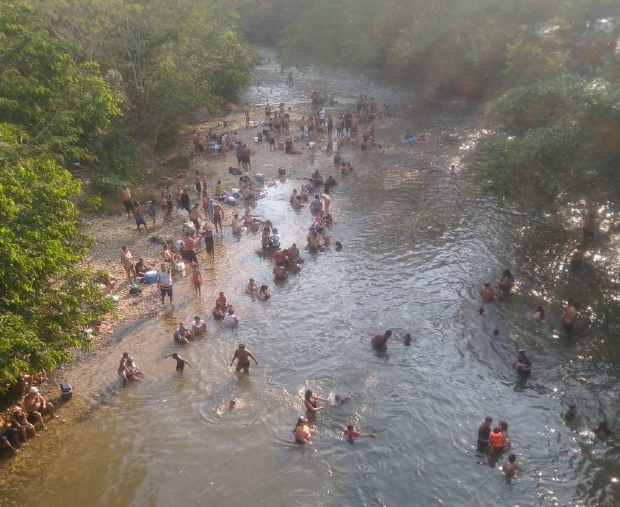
left=157, top=263, right=173, bottom=304
left=120, top=186, right=133, bottom=218
left=230, top=344, right=258, bottom=373
left=24, top=387, right=57, bottom=428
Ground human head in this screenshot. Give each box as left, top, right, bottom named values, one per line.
left=385, top=329, right=392, bottom=337
left=485, top=416, right=492, bottom=425
left=229, top=400, right=236, bottom=409
left=161, top=263, right=166, bottom=270
left=172, top=353, right=178, bottom=359
left=219, top=291, right=224, bottom=297
left=296, top=416, right=308, bottom=427
left=305, top=389, right=312, bottom=400
left=260, top=284, right=268, bottom=292
left=123, top=352, right=129, bottom=358
left=335, top=395, right=341, bottom=403
left=122, top=246, right=128, bottom=252
left=194, top=315, right=200, bottom=322
left=503, top=269, right=512, bottom=277
left=179, top=322, right=185, bottom=328
left=500, top=421, right=508, bottom=432
left=217, top=180, right=221, bottom=184
left=479, top=308, right=484, bottom=315
left=574, top=302, right=581, bottom=309
left=228, top=308, right=234, bottom=315
left=315, top=195, right=319, bottom=199
left=568, top=404, right=577, bottom=413
left=29, top=386, right=39, bottom=394
left=347, top=424, right=354, bottom=432
left=508, top=453, right=516, bottom=463
left=249, top=278, right=254, bottom=283
left=518, top=349, right=525, bottom=356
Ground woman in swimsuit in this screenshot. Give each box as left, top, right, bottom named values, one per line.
left=294, top=417, right=313, bottom=444
left=304, top=390, right=328, bottom=414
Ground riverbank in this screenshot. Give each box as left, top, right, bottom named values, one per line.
left=0, top=100, right=336, bottom=418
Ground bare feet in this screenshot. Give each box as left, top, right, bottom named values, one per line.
left=42, top=425, right=48, bottom=430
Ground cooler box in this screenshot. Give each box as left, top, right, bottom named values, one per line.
left=144, top=270, right=158, bottom=284
left=60, top=381, right=73, bottom=401
left=227, top=196, right=237, bottom=206
left=232, top=188, right=241, bottom=199
left=255, top=174, right=264, bottom=183
left=278, top=167, right=286, bottom=176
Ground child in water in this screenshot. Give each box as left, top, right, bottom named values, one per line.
left=503, top=453, right=517, bottom=477
left=191, top=264, right=202, bottom=296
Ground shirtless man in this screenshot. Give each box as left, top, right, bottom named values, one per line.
left=190, top=203, right=202, bottom=232
left=561, top=301, right=580, bottom=333
left=273, top=249, right=289, bottom=266
left=242, top=209, right=257, bottom=227
left=230, top=344, right=258, bottom=373
left=24, top=387, right=57, bottom=427
left=245, top=278, right=259, bottom=294
left=181, top=233, right=196, bottom=263
left=288, top=243, right=303, bottom=264
left=192, top=315, right=207, bottom=336
left=320, top=193, right=332, bottom=214
left=165, top=353, right=191, bottom=372
left=273, top=264, right=288, bottom=280
left=213, top=202, right=223, bottom=234
left=120, top=186, right=133, bottom=218
left=480, top=283, right=496, bottom=301
left=372, top=329, right=392, bottom=348
left=117, top=353, right=131, bottom=386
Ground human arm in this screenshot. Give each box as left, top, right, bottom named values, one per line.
left=248, top=352, right=259, bottom=365
left=312, top=394, right=329, bottom=402
left=305, top=400, right=324, bottom=413
left=230, top=351, right=237, bottom=367
left=183, top=360, right=192, bottom=368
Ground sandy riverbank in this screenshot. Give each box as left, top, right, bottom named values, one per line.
left=83, top=103, right=339, bottom=350
left=0, top=102, right=341, bottom=420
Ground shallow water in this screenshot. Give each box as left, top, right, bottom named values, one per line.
left=2, top=49, right=619, bottom=507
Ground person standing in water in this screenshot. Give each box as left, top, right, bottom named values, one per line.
left=165, top=353, right=191, bottom=372
left=513, top=349, right=532, bottom=378
left=372, top=329, right=392, bottom=348
left=230, top=344, right=258, bottom=373
left=304, top=390, right=328, bottom=415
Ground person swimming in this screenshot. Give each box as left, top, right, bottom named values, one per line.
left=402, top=333, right=412, bottom=346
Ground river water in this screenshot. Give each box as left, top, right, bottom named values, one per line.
left=2, top=49, right=619, bottom=507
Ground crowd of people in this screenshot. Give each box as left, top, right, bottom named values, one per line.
left=1, top=381, right=58, bottom=454
left=470, top=211, right=612, bottom=476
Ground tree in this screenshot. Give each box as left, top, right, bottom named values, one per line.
left=0, top=2, right=119, bottom=391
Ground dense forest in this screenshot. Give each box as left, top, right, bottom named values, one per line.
left=240, top=0, right=620, bottom=208
left=0, top=0, right=258, bottom=391
left=1, top=0, right=620, bottom=390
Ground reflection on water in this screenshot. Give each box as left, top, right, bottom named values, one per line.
left=1, top=48, right=619, bottom=507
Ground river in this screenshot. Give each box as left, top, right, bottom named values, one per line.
left=1, top=48, right=618, bottom=507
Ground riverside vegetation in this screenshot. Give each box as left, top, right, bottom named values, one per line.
left=1, top=0, right=619, bottom=391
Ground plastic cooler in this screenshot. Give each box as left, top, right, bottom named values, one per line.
left=144, top=270, right=158, bottom=284
left=255, top=174, right=264, bottom=183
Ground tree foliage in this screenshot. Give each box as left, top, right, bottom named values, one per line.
left=477, top=76, right=620, bottom=206
left=0, top=2, right=118, bottom=390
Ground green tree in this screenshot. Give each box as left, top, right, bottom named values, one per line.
left=0, top=2, right=119, bottom=391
